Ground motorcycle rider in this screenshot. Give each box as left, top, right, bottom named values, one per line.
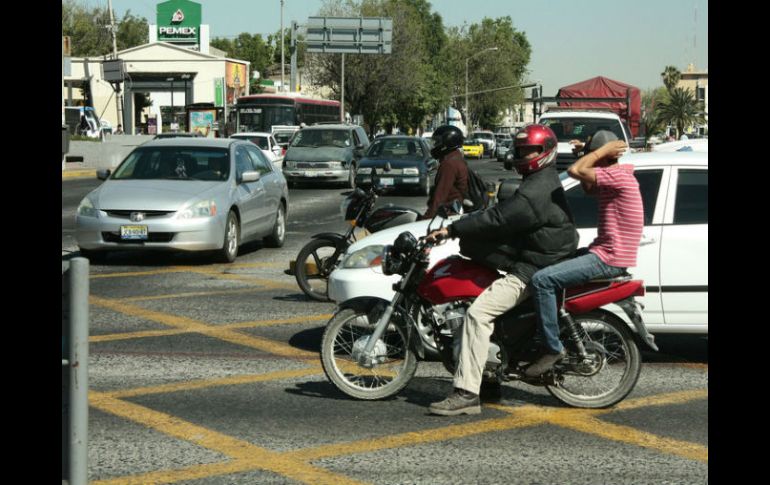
left=421, top=125, right=469, bottom=220
left=526, top=130, right=640, bottom=377
left=426, top=124, right=579, bottom=416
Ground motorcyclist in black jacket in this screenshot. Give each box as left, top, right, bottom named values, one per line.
left=426, top=124, right=579, bottom=416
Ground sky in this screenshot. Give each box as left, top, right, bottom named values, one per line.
left=104, top=0, right=708, bottom=96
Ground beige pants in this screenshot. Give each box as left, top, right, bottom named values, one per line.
left=454, top=274, right=529, bottom=394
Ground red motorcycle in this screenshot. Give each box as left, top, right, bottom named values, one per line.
left=320, top=216, right=658, bottom=408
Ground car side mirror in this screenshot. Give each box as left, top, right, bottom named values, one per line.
left=240, top=171, right=261, bottom=183
left=97, top=169, right=111, bottom=180
left=427, top=159, right=438, bottom=171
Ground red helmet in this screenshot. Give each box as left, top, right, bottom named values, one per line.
left=512, top=124, right=558, bottom=175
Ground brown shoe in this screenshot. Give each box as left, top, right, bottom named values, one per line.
left=429, top=389, right=481, bottom=416
left=524, top=348, right=567, bottom=377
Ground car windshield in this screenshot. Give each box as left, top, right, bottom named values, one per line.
left=366, top=139, right=424, bottom=159
left=273, top=131, right=296, bottom=145
left=464, top=139, right=480, bottom=145
left=539, top=118, right=625, bottom=143
left=290, top=129, right=351, bottom=148
left=232, top=135, right=269, bottom=149
left=111, top=147, right=230, bottom=181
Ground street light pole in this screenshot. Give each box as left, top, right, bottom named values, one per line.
left=167, top=77, right=175, bottom=132
left=464, top=46, right=498, bottom=130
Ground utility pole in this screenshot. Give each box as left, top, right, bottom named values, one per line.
left=108, top=0, right=122, bottom=130
left=281, top=0, right=285, bottom=92
left=340, top=53, right=345, bottom=122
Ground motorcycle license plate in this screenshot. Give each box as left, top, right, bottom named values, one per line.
left=120, top=225, right=148, bottom=240
left=380, top=177, right=394, bottom=186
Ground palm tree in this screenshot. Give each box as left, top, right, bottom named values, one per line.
left=661, top=66, right=681, bottom=93
left=656, top=87, right=705, bottom=139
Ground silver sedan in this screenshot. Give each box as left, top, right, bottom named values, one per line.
left=76, top=138, right=289, bottom=263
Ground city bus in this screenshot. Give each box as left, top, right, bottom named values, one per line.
left=232, top=94, right=341, bottom=134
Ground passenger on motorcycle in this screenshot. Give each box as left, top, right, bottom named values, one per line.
left=526, top=130, right=641, bottom=377
left=425, top=124, right=579, bottom=416
left=421, top=125, right=469, bottom=220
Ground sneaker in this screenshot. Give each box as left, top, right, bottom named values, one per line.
left=428, top=388, right=481, bottom=416
left=524, top=348, right=567, bottom=377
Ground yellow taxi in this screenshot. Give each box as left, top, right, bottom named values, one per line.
left=462, top=139, right=484, bottom=159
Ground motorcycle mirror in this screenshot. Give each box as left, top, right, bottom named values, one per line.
left=370, top=167, right=379, bottom=187
left=451, top=199, right=463, bottom=215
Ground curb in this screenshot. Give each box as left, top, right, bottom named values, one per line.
left=62, top=170, right=97, bottom=180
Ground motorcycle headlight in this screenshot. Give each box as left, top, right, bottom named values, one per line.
left=402, top=167, right=419, bottom=176
left=341, top=245, right=384, bottom=268
left=381, top=244, right=403, bottom=276
left=176, top=200, right=217, bottom=219
left=393, top=231, right=418, bottom=256
left=77, top=197, right=100, bottom=218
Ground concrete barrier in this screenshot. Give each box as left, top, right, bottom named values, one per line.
left=66, top=135, right=154, bottom=170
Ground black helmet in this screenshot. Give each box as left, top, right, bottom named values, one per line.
left=430, top=125, right=464, bottom=159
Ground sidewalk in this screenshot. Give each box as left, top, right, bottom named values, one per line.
left=62, top=161, right=97, bottom=180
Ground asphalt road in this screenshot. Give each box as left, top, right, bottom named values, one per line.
left=62, top=158, right=707, bottom=484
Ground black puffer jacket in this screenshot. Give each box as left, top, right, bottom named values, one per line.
left=448, top=165, right=578, bottom=283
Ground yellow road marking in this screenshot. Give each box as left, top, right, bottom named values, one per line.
left=90, top=313, right=333, bottom=343
left=90, top=262, right=285, bottom=280
left=107, top=366, right=324, bottom=399
left=288, top=407, right=546, bottom=462
left=90, top=296, right=316, bottom=358
left=608, top=389, right=708, bottom=413
left=186, top=268, right=298, bottom=290
left=548, top=413, right=708, bottom=462
left=123, top=288, right=266, bottom=302
left=89, top=391, right=369, bottom=485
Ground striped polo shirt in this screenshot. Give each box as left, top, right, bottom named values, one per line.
left=588, top=164, right=644, bottom=268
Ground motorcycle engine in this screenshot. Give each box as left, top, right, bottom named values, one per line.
left=431, top=302, right=502, bottom=368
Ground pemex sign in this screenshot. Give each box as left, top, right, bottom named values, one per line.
left=157, top=0, right=202, bottom=43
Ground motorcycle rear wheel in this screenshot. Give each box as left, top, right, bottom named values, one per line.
left=321, top=308, right=418, bottom=400
left=294, top=238, right=341, bottom=302
left=546, top=310, right=641, bottom=408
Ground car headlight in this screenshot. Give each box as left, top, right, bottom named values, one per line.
left=77, top=197, right=100, bottom=218
left=402, top=167, right=419, bottom=176
left=284, top=160, right=296, bottom=169
left=328, top=161, right=344, bottom=169
left=176, top=200, right=217, bottom=219
left=341, top=245, right=385, bottom=268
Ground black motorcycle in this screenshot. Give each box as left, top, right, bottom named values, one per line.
left=293, top=168, right=421, bottom=301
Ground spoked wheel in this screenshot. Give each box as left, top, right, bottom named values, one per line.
left=294, top=238, right=342, bottom=301
left=546, top=310, right=642, bottom=408
left=320, top=308, right=418, bottom=400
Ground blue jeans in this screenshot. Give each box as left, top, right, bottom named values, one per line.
left=530, top=252, right=626, bottom=354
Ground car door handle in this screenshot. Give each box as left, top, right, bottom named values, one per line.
left=639, top=235, right=657, bottom=246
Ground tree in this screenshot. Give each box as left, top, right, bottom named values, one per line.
left=445, top=17, right=531, bottom=129
left=62, top=1, right=148, bottom=57
left=656, top=87, right=705, bottom=139
left=211, top=33, right=275, bottom=91
left=661, top=65, right=681, bottom=93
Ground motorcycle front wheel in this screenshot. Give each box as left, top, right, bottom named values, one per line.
left=546, top=310, right=642, bottom=408
left=321, top=308, right=418, bottom=400
left=294, top=238, right=342, bottom=302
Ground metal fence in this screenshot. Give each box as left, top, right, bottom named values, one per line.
left=62, top=258, right=89, bottom=485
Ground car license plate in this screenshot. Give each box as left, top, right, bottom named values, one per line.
left=120, top=225, right=148, bottom=240
left=304, top=171, right=318, bottom=177
left=380, top=178, right=394, bottom=186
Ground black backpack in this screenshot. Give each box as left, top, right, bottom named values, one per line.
left=464, top=163, right=491, bottom=212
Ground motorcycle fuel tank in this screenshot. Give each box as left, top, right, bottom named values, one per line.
left=417, top=256, right=501, bottom=304
left=364, top=205, right=420, bottom=233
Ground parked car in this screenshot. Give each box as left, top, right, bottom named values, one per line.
left=328, top=151, right=708, bottom=335
left=282, top=124, right=370, bottom=188
left=470, top=130, right=497, bottom=156
left=461, top=138, right=484, bottom=159
left=75, top=138, right=289, bottom=263
left=354, top=136, right=438, bottom=195
left=153, top=132, right=204, bottom=140
left=495, top=138, right=513, bottom=162
left=230, top=132, right=284, bottom=168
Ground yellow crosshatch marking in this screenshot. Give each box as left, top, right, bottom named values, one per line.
left=88, top=271, right=707, bottom=484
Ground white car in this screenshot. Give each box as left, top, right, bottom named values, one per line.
left=230, top=132, right=284, bottom=169
left=651, top=138, right=708, bottom=153
left=328, top=151, right=708, bottom=334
